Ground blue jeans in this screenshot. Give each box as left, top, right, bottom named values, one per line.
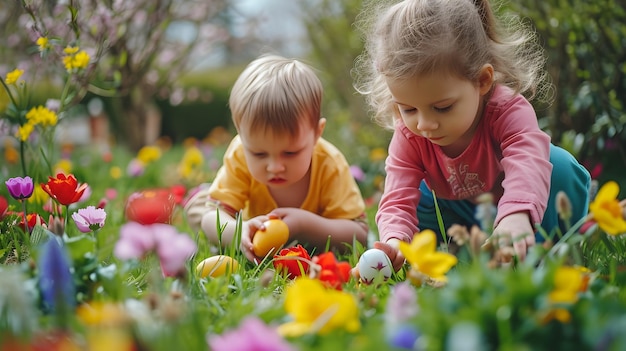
left=417, top=145, right=591, bottom=242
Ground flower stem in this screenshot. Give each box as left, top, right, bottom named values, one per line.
left=19, top=140, right=28, bottom=178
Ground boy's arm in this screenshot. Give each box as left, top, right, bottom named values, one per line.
left=268, top=207, right=368, bottom=253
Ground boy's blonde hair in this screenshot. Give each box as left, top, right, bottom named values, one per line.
left=229, top=54, right=323, bottom=136
left=353, top=0, right=551, bottom=130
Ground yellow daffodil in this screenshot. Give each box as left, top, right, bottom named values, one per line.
left=543, top=266, right=588, bottom=324
left=5, top=68, right=24, bottom=85
left=399, top=230, right=458, bottom=286
left=549, top=266, right=584, bottom=305
left=278, top=277, right=360, bottom=337
left=136, top=145, right=161, bottom=164
left=589, top=181, right=626, bottom=235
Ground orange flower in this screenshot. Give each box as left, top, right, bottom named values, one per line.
left=273, top=245, right=311, bottom=279
left=312, top=252, right=352, bottom=290
left=41, top=173, right=88, bottom=206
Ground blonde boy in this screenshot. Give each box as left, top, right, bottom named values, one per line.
left=185, top=54, right=368, bottom=262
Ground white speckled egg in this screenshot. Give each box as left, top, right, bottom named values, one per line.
left=357, top=248, right=393, bottom=284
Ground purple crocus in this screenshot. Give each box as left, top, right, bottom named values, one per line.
left=72, top=206, right=107, bottom=233
left=5, top=176, right=34, bottom=200
left=208, top=316, right=296, bottom=351
left=114, top=222, right=197, bottom=277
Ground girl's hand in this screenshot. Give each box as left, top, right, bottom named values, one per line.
left=374, top=239, right=405, bottom=272
left=492, top=212, right=535, bottom=261
left=241, top=215, right=271, bottom=263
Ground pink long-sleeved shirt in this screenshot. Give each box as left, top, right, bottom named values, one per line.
left=377, top=84, right=552, bottom=243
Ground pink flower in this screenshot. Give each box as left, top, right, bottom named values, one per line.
left=349, top=165, right=365, bottom=182
left=114, top=222, right=197, bottom=277
left=72, top=206, right=107, bottom=233
left=208, top=316, right=295, bottom=351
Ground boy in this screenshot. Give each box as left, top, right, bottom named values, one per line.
left=184, top=54, right=368, bottom=262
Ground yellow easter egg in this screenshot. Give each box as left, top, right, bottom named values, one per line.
left=252, top=219, right=289, bottom=257
left=196, top=255, right=239, bottom=278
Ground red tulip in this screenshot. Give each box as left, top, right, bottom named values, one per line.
left=125, top=189, right=176, bottom=225
left=0, top=195, right=8, bottom=219
left=273, top=245, right=311, bottom=279
left=40, top=173, right=88, bottom=206
left=313, top=252, right=352, bottom=290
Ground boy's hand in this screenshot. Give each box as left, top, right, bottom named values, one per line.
left=373, top=239, right=405, bottom=272
left=492, top=212, right=535, bottom=261
left=241, top=215, right=270, bottom=263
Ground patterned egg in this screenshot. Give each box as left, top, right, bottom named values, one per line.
left=357, top=248, right=393, bottom=284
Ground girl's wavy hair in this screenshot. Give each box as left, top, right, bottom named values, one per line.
left=353, top=0, right=553, bottom=130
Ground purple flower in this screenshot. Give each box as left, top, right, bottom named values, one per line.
left=389, top=324, right=420, bottom=349
left=38, top=239, right=75, bottom=312
left=349, top=165, right=366, bottom=182
left=208, top=316, right=295, bottom=351
left=114, top=222, right=197, bottom=277
left=5, top=176, right=34, bottom=200
left=72, top=206, right=107, bottom=233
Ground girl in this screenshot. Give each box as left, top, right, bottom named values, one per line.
left=353, top=0, right=590, bottom=270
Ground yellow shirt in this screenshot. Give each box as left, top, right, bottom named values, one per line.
left=208, top=135, right=365, bottom=220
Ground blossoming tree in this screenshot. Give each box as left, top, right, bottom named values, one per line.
left=1, top=0, right=239, bottom=151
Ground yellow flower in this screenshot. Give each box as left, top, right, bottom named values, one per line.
left=5, top=68, right=24, bottom=85
left=63, top=46, right=80, bottom=55
left=543, top=266, right=588, bottom=324
left=36, top=36, right=50, bottom=51
left=549, top=266, right=583, bottom=305
left=54, top=159, right=73, bottom=175
left=182, top=146, right=203, bottom=167
left=278, top=277, right=360, bottom=337
left=369, top=147, right=387, bottom=162
left=136, top=145, right=161, bottom=164
left=17, top=122, right=35, bottom=141
left=62, top=47, right=91, bottom=71
left=399, top=230, right=458, bottom=286
left=110, top=166, right=122, bottom=179
left=589, top=181, right=626, bottom=235
left=26, top=105, right=58, bottom=126
left=28, top=186, right=50, bottom=204
left=179, top=146, right=204, bottom=177
left=77, top=301, right=129, bottom=326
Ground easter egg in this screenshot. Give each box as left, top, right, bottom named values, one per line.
left=196, top=255, right=239, bottom=278
left=357, top=248, right=393, bottom=284
left=252, top=219, right=289, bottom=257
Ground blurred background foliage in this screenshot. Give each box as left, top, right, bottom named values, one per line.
left=1, top=0, right=625, bottom=189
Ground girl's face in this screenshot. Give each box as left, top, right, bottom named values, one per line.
left=386, top=67, right=493, bottom=155
left=239, top=118, right=325, bottom=189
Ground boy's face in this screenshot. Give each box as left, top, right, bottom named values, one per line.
left=239, top=118, right=325, bottom=189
